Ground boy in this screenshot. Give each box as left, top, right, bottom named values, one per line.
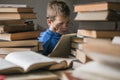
left=38, top=0, right=70, bottom=56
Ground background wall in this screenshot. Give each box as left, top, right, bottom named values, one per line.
left=0, top=0, right=119, bottom=33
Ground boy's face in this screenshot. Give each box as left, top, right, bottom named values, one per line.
left=48, top=16, right=70, bottom=34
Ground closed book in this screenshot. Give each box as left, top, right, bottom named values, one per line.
left=74, top=1, right=120, bottom=12
left=78, top=21, right=117, bottom=30
left=71, top=36, right=83, bottom=43
left=0, top=47, right=39, bottom=58
left=0, top=40, right=38, bottom=47
left=0, top=7, right=33, bottom=13
left=71, top=42, right=83, bottom=50
left=0, top=24, right=34, bottom=33
left=0, top=4, right=27, bottom=8
left=83, top=38, right=120, bottom=65
left=77, top=29, right=120, bottom=38
left=0, top=31, right=40, bottom=41
left=0, top=13, right=36, bottom=20
left=0, top=20, right=25, bottom=25
left=76, top=49, right=91, bottom=63
left=75, top=11, right=120, bottom=21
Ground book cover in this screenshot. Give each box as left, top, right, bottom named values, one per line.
left=78, top=21, right=117, bottom=30
left=0, top=13, right=36, bottom=20
left=74, top=1, right=120, bottom=12
left=0, top=51, right=74, bottom=74
left=75, top=11, right=120, bottom=21
left=0, top=39, right=39, bottom=47
left=0, top=7, right=33, bottom=13
left=0, top=24, right=34, bottom=33
left=77, top=29, right=120, bottom=38
left=83, top=38, right=120, bottom=65
left=0, top=31, right=40, bottom=41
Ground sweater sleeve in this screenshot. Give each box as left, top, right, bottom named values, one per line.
left=38, top=29, right=61, bottom=55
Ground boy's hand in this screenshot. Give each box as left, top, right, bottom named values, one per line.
left=49, top=23, right=67, bottom=34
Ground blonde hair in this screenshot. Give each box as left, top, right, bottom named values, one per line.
left=47, top=0, right=70, bottom=21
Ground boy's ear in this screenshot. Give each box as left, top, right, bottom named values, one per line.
left=47, top=18, right=52, bottom=26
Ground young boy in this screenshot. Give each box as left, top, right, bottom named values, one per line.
left=38, top=0, right=70, bottom=56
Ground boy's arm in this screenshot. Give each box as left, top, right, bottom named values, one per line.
left=38, top=29, right=61, bottom=55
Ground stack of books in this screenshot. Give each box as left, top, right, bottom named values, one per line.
left=74, top=1, right=120, bottom=38
left=0, top=4, right=42, bottom=58
left=70, top=35, right=91, bottom=63
left=72, top=38, right=120, bottom=80
left=74, top=1, right=120, bottom=21
left=71, top=1, right=120, bottom=80
left=71, top=1, right=120, bottom=64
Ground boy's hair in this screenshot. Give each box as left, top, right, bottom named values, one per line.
left=47, top=0, right=70, bottom=21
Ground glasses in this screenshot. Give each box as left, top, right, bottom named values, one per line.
left=56, top=21, right=71, bottom=27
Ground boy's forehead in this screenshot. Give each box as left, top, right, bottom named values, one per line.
left=55, top=16, right=70, bottom=22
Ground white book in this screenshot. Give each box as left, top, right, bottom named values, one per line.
left=112, top=36, right=120, bottom=45
left=72, top=61, right=120, bottom=80
left=0, top=4, right=27, bottom=8
left=0, top=51, right=74, bottom=74
left=0, top=51, right=56, bottom=74
left=75, top=11, right=120, bottom=21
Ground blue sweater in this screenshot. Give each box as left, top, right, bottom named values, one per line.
left=38, top=28, right=61, bottom=55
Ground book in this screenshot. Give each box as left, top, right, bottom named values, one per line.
left=71, top=36, right=83, bottom=43
left=61, top=71, right=80, bottom=80
left=74, top=2, right=120, bottom=12
left=0, top=13, right=36, bottom=20
left=0, top=24, right=34, bottom=33
left=6, top=71, right=59, bottom=80
left=0, top=51, right=58, bottom=74
left=49, top=33, right=76, bottom=58
left=0, top=7, right=33, bottom=13
left=0, top=4, right=27, bottom=8
left=47, top=58, right=77, bottom=70
left=76, top=49, right=91, bottom=63
left=0, top=20, right=25, bottom=25
left=112, top=36, right=120, bottom=44
left=71, top=42, right=83, bottom=50
left=82, top=38, right=120, bottom=65
left=0, top=40, right=39, bottom=47
left=72, top=61, right=120, bottom=80
left=77, top=29, right=120, bottom=38
left=78, top=21, right=117, bottom=30
left=0, top=51, right=75, bottom=74
left=75, top=11, right=120, bottom=21
left=0, top=47, right=39, bottom=58
left=0, top=31, right=40, bottom=41
left=70, top=45, right=91, bottom=63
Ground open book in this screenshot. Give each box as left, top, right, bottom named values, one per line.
left=0, top=51, right=76, bottom=74
left=0, top=51, right=58, bottom=74
left=49, top=33, right=76, bottom=58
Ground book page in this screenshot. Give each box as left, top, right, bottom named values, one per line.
left=49, top=33, right=76, bottom=58
left=0, top=58, right=23, bottom=73
left=5, top=51, right=57, bottom=72
left=47, top=57, right=78, bottom=70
